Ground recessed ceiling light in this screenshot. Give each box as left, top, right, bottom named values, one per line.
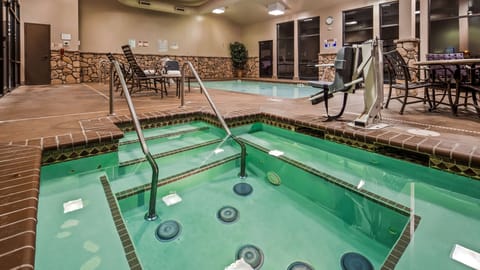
left=268, top=2, right=285, bottom=16
left=212, top=7, right=225, bottom=14
left=345, top=21, right=358, bottom=25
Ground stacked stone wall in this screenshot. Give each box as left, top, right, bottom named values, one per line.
left=50, top=50, right=81, bottom=84
left=50, top=50, right=259, bottom=84
left=317, top=54, right=336, bottom=82
left=395, top=38, right=420, bottom=80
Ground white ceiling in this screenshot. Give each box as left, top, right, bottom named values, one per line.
left=118, top=0, right=352, bottom=25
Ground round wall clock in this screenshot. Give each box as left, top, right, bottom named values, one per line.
left=325, top=16, right=334, bottom=25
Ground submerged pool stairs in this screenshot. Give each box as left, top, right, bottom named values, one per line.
left=109, top=122, right=241, bottom=195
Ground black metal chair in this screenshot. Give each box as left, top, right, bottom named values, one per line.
left=383, top=50, right=431, bottom=114
left=455, top=67, right=480, bottom=116
left=121, top=45, right=163, bottom=96
left=161, top=60, right=182, bottom=96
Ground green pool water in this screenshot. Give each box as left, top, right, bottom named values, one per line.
left=36, top=121, right=480, bottom=270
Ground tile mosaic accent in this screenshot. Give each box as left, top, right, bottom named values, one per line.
left=42, top=141, right=118, bottom=165
left=99, top=176, right=142, bottom=270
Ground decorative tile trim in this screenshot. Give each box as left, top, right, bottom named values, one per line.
left=42, top=141, right=118, bottom=165
left=115, top=154, right=240, bottom=200
left=99, top=175, right=142, bottom=270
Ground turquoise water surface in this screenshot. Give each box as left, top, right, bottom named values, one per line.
left=192, top=80, right=319, bottom=98
left=36, top=121, right=480, bottom=270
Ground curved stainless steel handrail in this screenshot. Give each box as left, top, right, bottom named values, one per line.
left=110, top=60, right=160, bottom=221
left=180, top=62, right=247, bottom=178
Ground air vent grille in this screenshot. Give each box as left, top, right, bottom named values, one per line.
left=138, top=0, right=151, bottom=6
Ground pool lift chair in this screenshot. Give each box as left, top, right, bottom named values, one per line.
left=309, top=38, right=384, bottom=128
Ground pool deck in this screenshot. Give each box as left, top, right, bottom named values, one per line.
left=0, top=81, right=479, bottom=269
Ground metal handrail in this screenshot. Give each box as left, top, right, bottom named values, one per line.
left=110, top=60, right=160, bottom=221
left=180, top=61, right=247, bottom=178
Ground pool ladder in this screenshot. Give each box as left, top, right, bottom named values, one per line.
left=108, top=60, right=247, bottom=222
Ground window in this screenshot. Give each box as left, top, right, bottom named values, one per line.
left=1, top=0, right=21, bottom=95
left=298, top=16, right=319, bottom=80
left=429, top=0, right=460, bottom=53
left=380, top=2, right=399, bottom=52
left=343, top=6, right=373, bottom=46
left=468, top=0, right=480, bottom=56
left=277, top=21, right=294, bottom=79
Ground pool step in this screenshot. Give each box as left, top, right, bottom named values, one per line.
left=110, top=142, right=240, bottom=194
left=119, top=122, right=226, bottom=166
left=237, top=129, right=411, bottom=200
left=119, top=123, right=211, bottom=146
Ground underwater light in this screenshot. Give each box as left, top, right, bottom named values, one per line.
left=451, top=244, right=480, bottom=269
left=63, top=198, right=83, bottom=213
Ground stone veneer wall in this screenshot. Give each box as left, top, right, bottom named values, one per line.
left=50, top=50, right=81, bottom=84
left=395, top=38, right=420, bottom=80
left=50, top=50, right=259, bottom=84
left=317, top=53, right=336, bottom=82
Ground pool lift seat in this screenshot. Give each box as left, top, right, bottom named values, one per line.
left=309, top=38, right=384, bottom=128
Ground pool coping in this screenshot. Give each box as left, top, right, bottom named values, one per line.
left=0, top=106, right=479, bottom=269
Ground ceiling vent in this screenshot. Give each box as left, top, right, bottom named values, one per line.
left=138, top=0, right=151, bottom=6
left=175, top=6, right=185, bottom=12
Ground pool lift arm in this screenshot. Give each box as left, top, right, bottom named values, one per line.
left=309, top=38, right=384, bottom=128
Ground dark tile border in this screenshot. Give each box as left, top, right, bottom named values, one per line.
left=99, top=175, right=142, bottom=270
left=116, top=154, right=240, bottom=200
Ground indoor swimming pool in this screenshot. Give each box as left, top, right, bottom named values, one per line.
left=36, top=121, right=480, bottom=270
left=192, top=80, right=319, bottom=99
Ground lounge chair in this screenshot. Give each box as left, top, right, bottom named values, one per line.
left=121, top=45, right=163, bottom=96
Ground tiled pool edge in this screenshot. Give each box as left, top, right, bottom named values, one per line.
left=0, top=144, right=41, bottom=270
left=99, top=175, right=142, bottom=270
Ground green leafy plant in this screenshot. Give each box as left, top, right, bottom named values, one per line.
left=229, top=42, right=248, bottom=70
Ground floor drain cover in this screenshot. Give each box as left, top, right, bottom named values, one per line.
left=407, top=128, right=440, bottom=137
left=233, top=183, right=253, bottom=196
left=217, top=206, right=239, bottom=223
left=236, top=244, right=264, bottom=269
left=155, top=220, right=181, bottom=242
left=287, top=261, right=314, bottom=270
left=341, top=252, right=374, bottom=270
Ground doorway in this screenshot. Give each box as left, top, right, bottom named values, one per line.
left=259, top=40, right=273, bottom=78
left=25, top=23, right=50, bottom=85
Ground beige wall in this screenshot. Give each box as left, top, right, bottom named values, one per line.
left=20, top=0, right=79, bottom=83
left=21, top=0, right=79, bottom=51
left=241, top=0, right=393, bottom=78
left=79, top=0, right=241, bottom=57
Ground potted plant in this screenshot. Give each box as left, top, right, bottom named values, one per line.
left=229, top=41, right=248, bottom=77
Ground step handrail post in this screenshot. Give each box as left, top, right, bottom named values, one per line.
left=181, top=62, right=247, bottom=178
left=110, top=60, right=160, bottom=221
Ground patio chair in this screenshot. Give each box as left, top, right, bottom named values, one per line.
left=383, top=50, right=431, bottom=114
left=455, top=67, right=480, bottom=116
left=106, top=53, right=131, bottom=93
left=161, top=60, right=182, bottom=96
left=121, top=45, right=163, bottom=95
